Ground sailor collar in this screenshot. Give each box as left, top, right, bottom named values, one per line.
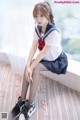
left=35, top=22, right=59, bottom=40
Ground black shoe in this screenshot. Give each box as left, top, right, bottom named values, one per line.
left=21, top=102, right=36, bottom=119
left=12, top=96, right=27, bottom=117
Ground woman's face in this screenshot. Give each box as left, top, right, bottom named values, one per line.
left=34, top=13, right=48, bottom=26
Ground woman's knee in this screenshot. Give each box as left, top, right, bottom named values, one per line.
left=33, top=63, right=44, bottom=73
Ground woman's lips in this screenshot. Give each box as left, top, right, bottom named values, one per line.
left=38, top=22, right=42, bottom=25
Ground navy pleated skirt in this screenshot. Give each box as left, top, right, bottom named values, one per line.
left=40, top=52, right=68, bottom=74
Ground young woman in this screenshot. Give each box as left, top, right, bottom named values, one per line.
left=12, top=2, right=68, bottom=119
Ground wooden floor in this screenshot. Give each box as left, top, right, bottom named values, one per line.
left=0, top=64, right=80, bottom=120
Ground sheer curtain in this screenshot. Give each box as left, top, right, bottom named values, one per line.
left=0, top=0, right=44, bottom=74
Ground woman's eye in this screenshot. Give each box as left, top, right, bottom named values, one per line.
left=41, top=15, right=44, bottom=17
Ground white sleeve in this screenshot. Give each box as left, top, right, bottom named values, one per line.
left=45, top=30, right=60, bottom=46
left=33, top=31, right=39, bottom=41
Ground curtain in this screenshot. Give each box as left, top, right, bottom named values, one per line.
left=0, top=0, right=44, bottom=74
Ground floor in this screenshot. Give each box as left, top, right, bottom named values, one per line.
left=0, top=63, right=80, bottom=120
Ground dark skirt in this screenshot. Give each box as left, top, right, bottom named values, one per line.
left=40, top=52, right=68, bottom=74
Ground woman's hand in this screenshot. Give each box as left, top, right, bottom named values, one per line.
left=25, top=66, right=33, bottom=82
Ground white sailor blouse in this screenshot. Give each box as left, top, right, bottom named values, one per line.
left=33, top=22, right=62, bottom=61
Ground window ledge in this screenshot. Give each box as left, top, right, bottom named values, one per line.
left=40, top=59, right=80, bottom=92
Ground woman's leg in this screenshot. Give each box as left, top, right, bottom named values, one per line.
left=28, top=63, right=48, bottom=103
left=21, top=60, right=35, bottom=100
left=21, top=68, right=29, bottom=100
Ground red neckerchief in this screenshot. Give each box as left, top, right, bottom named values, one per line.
left=38, top=39, right=45, bottom=50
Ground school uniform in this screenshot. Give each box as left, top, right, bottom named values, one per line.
left=33, top=22, right=68, bottom=74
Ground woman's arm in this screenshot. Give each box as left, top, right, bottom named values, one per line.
left=26, top=40, right=38, bottom=67
left=30, top=44, right=51, bottom=69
